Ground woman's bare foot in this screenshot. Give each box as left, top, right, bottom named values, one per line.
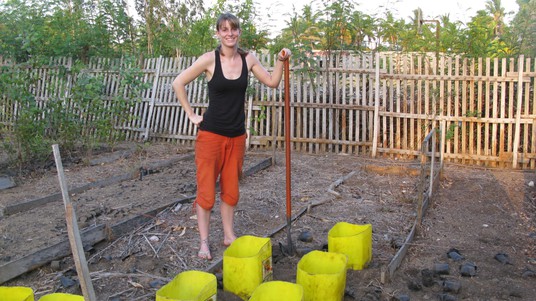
left=198, top=239, right=212, bottom=260
left=223, top=236, right=236, bottom=247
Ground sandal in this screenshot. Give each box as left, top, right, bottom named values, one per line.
left=198, top=239, right=212, bottom=260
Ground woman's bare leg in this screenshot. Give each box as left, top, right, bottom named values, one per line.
left=221, top=202, right=237, bottom=246
left=196, top=204, right=212, bottom=259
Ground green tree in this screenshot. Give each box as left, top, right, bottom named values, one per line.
left=461, top=10, right=496, bottom=57
left=320, top=0, right=357, bottom=51
left=0, top=0, right=47, bottom=61
left=271, top=4, right=322, bottom=74
left=0, top=0, right=136, bottom=61
left=510, top=0, right=536, bottom=57
left=135, top=0, right=207, bottom=57
left=438, top=15, right=466, bottom=54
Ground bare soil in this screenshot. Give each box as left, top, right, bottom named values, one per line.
left=1, top=142, right=535, bottom=301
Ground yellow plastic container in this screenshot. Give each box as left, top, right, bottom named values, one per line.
left=296, top=250, right=347, bottom=301
left=37, top=293, right=84, bottom=301
left=249, top=281, right=303, bottom=301
left=328, top=222, right=372, bottom=270
left=223, top=235, right=272, bottom=300
left=156, top=270, right=217, bottom=301
left=0, top=286, right=34, bottom=301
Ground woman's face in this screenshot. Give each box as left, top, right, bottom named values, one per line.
left=216, top=20, right=241, bottom=47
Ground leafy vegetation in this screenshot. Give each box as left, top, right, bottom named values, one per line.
left=0, top=56, right=149, bottom=169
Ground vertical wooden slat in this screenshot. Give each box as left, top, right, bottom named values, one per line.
left=380, top=55, right=387, bottom=154
left=530, top=58, right=536, bottom=169
left=165, top=58, right=176, bottom=141
left=353, top=55, right=360, bottom=154
left=477, top=58, right=483, bottom=164
left=410, top=55, right=417, bottom=151
left=295, top=59, right=303, bottom=152
left=525, top=60, right=536, bottom=169
left=453, top=57, right=460, bottom=158
left=491, top=58, right=499, bottom=166
left=393, top=54, right=400, bottom=151
left=508, top=59, right=515, bottom=157
left=328, top=53, right=334, bottom=152
left=169, top=58, right=180, bottom=139
left=308, top=69, right=314, bottom=153
left=444, top=56, right=452, bottom=157
left=143, top=57, right=162, bottom=141
left=438, top=56, right=445, bottom=155
left=320, top=55, right=326, bottom=152
left=351, top=53, right=358, bottom=153
left=372, top=52, right=380, bottom=157
left=341, top=55, right=348, bottom=154
left=386, top=54, right=393, bottom=154
left=426, top=53, right=432, bottom=138
left=159, top=58, right=170, bottom=140
left=468, top=59, right=475, bottom=164
left=484, top=58, right=491, bottom=160
left=512, top=55, right=524, bottom=168
left=499, top=58, right=507, bottom=166
left=418, top=55, right=424, bottom=147
left=367, top=54, right=374, bottom=146
left=522, top=58, right=530, bottom=168
left=461, top=58, right=468, bottom=164
left=401, top=54, right=408, bottom=152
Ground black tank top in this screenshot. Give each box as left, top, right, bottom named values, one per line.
left=200, top=50, right=248, bottom=137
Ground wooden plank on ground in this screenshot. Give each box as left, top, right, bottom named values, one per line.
left=0, top=225, right=106, bottom=285
left=381, top=221, right=416, bottom=284
left=3, top=154, right=194, bottom=216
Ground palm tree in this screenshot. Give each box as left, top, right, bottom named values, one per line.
left=485, top=0, right=505, bottom=38
left=348, top=11, right=376, bottom=51
left=378, top=11, right=405, bottom=51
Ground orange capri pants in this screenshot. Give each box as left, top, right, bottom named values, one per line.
left=194, top=130, right=246, bottom=210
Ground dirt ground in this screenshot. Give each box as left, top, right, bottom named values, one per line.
left=1, top=142, right=535, bottom=301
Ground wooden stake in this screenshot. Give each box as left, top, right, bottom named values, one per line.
left=52, top=144, right=97, bottom=301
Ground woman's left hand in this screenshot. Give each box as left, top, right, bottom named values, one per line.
left=278, top=48, right=292, bottom=61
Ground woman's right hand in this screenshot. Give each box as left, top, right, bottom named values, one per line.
left=189, top=113, right=203, bottom=126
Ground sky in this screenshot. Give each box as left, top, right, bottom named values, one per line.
left=203, top=0, right=520, bottom=38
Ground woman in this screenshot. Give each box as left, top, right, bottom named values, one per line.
left=172, top=12, right=291, bottom=260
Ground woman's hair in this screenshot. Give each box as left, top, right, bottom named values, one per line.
left=216, top=13, right=248, bottom=56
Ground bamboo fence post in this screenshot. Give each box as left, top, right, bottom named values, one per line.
left=144, top=56, right=163, bottom=141
left=512, top=55, right=524, bottom=168
left=491, top=58, right=499, bottom=167
left=525, top=57, right=536, bottom=169
left=372, top=52, right=380, bottom=157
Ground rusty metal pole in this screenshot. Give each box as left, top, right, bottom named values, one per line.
left=283, top=51, right=295, bottom=255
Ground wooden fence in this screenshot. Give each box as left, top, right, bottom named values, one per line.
left=1, top=52, right=535, bottom=168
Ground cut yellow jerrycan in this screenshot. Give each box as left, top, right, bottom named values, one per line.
left=0, top=286, right=34, bottom=301
left=248, top=281, right=303, bottom=301
left=296, top=250, right=347, bottom=301
left=156, top=270, right=217, bottom=301
left=223, top=235, right=272, bottom=300
left=37, top=293, right=84, bottom=301
left=328, top=222, right=372, bottom=270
